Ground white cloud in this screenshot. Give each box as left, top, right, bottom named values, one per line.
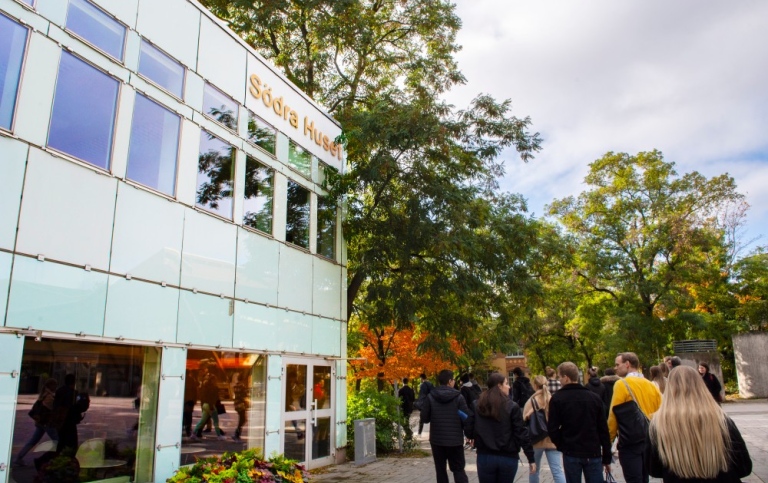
left=447, top=0, right=768, bottom=248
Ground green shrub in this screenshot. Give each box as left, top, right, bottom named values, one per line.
left=166, top=448, right=309, bottom=483
left=347, top=389, right=412, bottom=456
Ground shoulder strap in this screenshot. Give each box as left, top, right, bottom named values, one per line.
left=531, top=395, right=539, bottom=410
left=621, top=379, right=649, bottom=421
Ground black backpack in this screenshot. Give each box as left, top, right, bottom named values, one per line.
left=516, top=380, right=535, bottom=406
left=414, top=380, right=434, bottom=410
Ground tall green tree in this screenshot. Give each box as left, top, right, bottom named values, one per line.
left=549, top=151, right=745, bottom=363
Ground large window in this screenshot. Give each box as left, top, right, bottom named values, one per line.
left=286, top=180, right=310, bottom=249
left=316, top=196, right=336, bottom=260
left=48, top=52, right=119, bottom=170
left=246, top=111, right=276, bottom=154
left=126, top=94, right=181, bottom=196
left=288, top=141, right=312, bottom=178
left=243, top=156, right=274, bottom=234
left=197, top=131, right=235, bottom=219
left=0, top=13, right=28, bottom=131
left=203, top=82, right=238, bottom=131
left=11, top=338, right=161, bottom=483
left=66, top=0, right=126, bottom=61
left=137, top=40, right=184, bottom=99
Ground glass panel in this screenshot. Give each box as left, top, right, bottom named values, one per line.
left=138, top=39, right=184, bottom=98
left=243, top=156, right=274, bottom=234
left=316, top=196, right=336, bottom=259
left=180, top=351, right=267, bottom=459
left=10, top=338, right=158, bottom=483
left=312, top=417, right=331, bottom=460
left=126, top=94, right=181, bottom=196
left=0, top=136, right=28, bottom=250
left=0, top=13, right=28, bottom=131
left=285, top=364, right=307, bottom=413
left=286, top=180, right=310, bottom=249
left=20, top=0, right=36, bottom=6
left=316, top=161, right=337, bottom=187
left=196, top=130, right=235, bottom=219
left=180, top=209, right=237, bottom=297
left=312, top=366, right=331, bottom=410
left=288, top=141, right=312, bottom=178
left=246, top=111, right=275, bottom=154
left=203, top=82, right=237, bottom=131
left=103, top=276, right=180, bottom=343
left=235, top=231, right=279, bottom=306
left=48, top=52, right=119, bottom=170
left=283, top=419, right=306, bottom=462
left=176, top=292, right=234, bottom=348
left=66, top=0, right=126, bottom=61
left=277, top=246, right=313, bottom=314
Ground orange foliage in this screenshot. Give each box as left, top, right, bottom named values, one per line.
left=351, top=325, right=461, bottom=382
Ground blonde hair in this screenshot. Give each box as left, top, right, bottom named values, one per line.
left=649, top=366, right=731, bottom=478
left=650, top=365, right=666, bottom=394
left=531, top=375, right=551, bottom=410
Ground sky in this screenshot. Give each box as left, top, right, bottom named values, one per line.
left=447, top=0, right=768, bottom=252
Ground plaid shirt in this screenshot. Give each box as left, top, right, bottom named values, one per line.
left=547, top=377, right=561, bottom=394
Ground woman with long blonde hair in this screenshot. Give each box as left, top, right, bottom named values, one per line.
left=648, top=366, right=751, bottom=482
left=523, top=375, right=565, bottom=483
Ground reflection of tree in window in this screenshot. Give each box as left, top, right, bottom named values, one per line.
left=288, top=142, right=312, bottom=177
left=207, top=105, right=237, bottom=131
left=247, top=113, right=276, bottom=154
left=243, top=156, right=274, bottom=234
left=286, top=180, right=310, bottom=249
left=317, top=196, right=336, bottom=259
left=196, top=131, right=234, bottom=218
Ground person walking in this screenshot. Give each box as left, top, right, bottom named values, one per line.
left=464, top=372, right=536, bottom=483
left=608, top=352, right=662, bottom=483
left=600, top=368, right=619, bottom=418
left=585, top=367, right=606, bottom=407
left=699, top=362, right=723, bottom=403
left=647, top=365, right=752, bottom=482
left=523, top=375, right=566, bottom=483
left=191, top=363, right=226, bottom=440
left=14, top=378, right=58, bottom=466
left=399, top=377, right=416, bottom=439
left=417, top=373, right=434, bottom=436
left=547, top=362, right=612, bottom=483
left=420, top=369, right=470, bottom=483
left=511, top=367, right=534, bottom=406
left=546, top=366, right=562, bottom=394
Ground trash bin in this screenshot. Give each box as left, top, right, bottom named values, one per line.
left=354, top=418, right=376, bottom=465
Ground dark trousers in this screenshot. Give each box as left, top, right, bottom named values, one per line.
left=430, top=444, right=468, bottom=483
left=183, top=400, right=195, bottom=435
left=476, top=452, right=519, bottom=483
left=619, top=447, right=649, bottom=483
left=562, top=455, right=603, bottom=483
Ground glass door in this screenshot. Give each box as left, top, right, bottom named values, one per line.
left=281, top=359, right=334, bottom=468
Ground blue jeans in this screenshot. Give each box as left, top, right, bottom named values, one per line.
left=530, top=448, right=566, bottom=483
left=563, top=455, right=603, bottom=483
left=476, top=453, right=519, bottom=483
left=15, top=425, right=58, bottom=463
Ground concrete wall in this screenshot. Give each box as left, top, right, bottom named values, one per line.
left=733, top=332, right=768, bottom=399
left=677, top=351, right=725, bottom=400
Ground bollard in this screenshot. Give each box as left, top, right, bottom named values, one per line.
left=354, top=418, right=376, bottom=465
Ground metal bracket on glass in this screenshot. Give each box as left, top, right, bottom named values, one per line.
left=0, top=370, right=19, bottom=378
left=266, top=429, right=280, bottom=435
left=161, top=374, right=184, bottom=381
left=156, top=442, right=181, bottom=451
left=267, top=375, right=281, bottom=380
left=337, top=420, right=347, bottom=425
left=0, top=462, right=6, bottom=471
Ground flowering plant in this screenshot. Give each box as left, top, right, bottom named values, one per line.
left=167, top=449, right=310, bottom=483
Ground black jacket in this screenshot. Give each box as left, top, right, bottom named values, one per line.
left=420, top=385, right=469, bottom=446
left=464, top=399, right=535, bottom=463
left=547, top=383, right=612, bottom=464
left=701, top=373, right=722, bottom=402
left=399, top=385, right=415, bottom=415
left=601, top=375, right=620, bottom=417
left=586, top=377, right=607, bottom=411
left=647, top=416, right=751, bottom=483
left=512, top=376, right=533, bottom=405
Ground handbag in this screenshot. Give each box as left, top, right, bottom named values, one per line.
left=612, top=379, right=649, bottom=449
left=604, top=468, right=617, bottom=483
left=215, top=400, right=226, bottom=415
left=28, top=399, right=50, bottom=424
left=527, top=396, right=548, bottom=444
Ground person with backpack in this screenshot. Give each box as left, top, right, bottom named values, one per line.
left=523, top=375, right=566, bottom=483
left=512, top=367, right=534, bottom=406
left=416, top=373, right=434, bottom=436
left=420, top=370, right=471, bottom=483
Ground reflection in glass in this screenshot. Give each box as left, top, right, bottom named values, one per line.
left=312, top=366, right=332, bottom=410
left=0, top=13, right=28, bottom=131
left=66, top=0, right=126, bottom=61
left=196, top=130, right=234, bottom=219
left=10, top=338, right=160, bottom=483
left=246, top=111, right=276, bottom=154
left=316, top=196, right=336, bottom=260
left=312, top=417, right=331, bottom=460
left=316, top=161, right=337, bottom=188
left=203, top=82, right=237, bottom=131
left=181, top=350, right=267, bottom=458
left=285, top=364, right=307, bottom=413
left=48, top=52, right=119, bottom=170
left=286, top=181, right=310, bottom=249
left=20, top=0, right=35, bottom=6
left=126, top=94, right=181, bottom=196
left=284, top=419, right=307, bottom=462
left=243, top=156, right=274, bottom=234
left=138, top=40, right=185, bottom=98
left=288, top=141, right=312, bottom=178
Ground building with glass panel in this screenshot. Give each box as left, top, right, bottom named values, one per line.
left=0, top=0, right=346, bottom=481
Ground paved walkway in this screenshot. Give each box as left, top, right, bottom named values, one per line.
left=314, top=399, right=768, bottom=483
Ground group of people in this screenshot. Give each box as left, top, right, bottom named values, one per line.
left=407, top=352, right=751, bottom=483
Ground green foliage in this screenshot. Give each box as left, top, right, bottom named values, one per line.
left=166, top=449, right=309, bottom=483
left=347, top=389, right=410, bottom=455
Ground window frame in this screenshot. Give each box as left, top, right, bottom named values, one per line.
left=242, top=155, right=275, bottom=236
left=245, top=109, right=277, bottom=156
left=136, top=38, right=186, bottom=101
left=287, top=140, right=313, bottom=179
left=0, top=11, right=31, bottom=134
left=13, top=0, right=36, bottom=9
left=64, top=0, right=128, bottom=63
left=285, top=179, right=311, bottom=250
left=125, top=92, right=183, bottom=198
left=46, top=50, right=121, bottom=172
left=316, top=195, right=337, bottom=261
left=196, top=129, right=236, bottom=220
left=202, top=81, right=239, bottom=133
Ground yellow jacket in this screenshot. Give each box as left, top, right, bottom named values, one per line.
left=607, top=375, right=661, bottom=442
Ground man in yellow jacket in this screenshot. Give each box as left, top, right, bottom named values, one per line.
left=607, top=352, right=661, bottom=483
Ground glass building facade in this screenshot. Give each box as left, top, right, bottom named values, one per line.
left=0, top=0, right=346, bottom=481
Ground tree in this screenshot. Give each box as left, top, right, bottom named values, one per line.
left=549, top=151, right=745, bottom=363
